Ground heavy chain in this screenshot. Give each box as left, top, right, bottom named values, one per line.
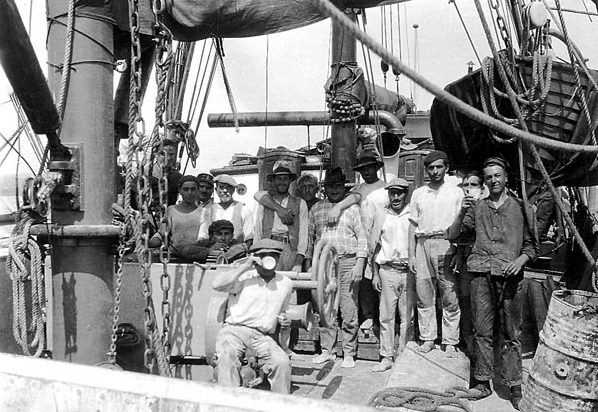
left=151, top=2, right=174, bottom=361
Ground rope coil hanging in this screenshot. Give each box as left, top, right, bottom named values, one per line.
left=6, top=211, right=46, bottom=357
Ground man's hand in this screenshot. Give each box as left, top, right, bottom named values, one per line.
left=351, top=258, right=365, bottom=284
left=291, top=263, right=302, bottom=273
left=408, top=256, right=417, bottom=274
left=503, top=255, right=529, bottom=277
left=276, top=206, right=295, bottom=226
left=372, top=273, right=382, bottom=292
left=210, top=242, right=230, bottom=252
left=450, top=252, right=463, bottom=274
left=278, top=313, right=291, bottom=328
left=460, top=195, right=476, bottom=211
left=327, top=204, right=342, bottom=225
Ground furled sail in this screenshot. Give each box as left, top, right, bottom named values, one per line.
left=430, top=56, right=598, bottom=188
left=161, top=0, right=410, bottom=41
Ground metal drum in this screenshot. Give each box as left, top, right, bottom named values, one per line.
left=521, top=289, right=598, bottom=412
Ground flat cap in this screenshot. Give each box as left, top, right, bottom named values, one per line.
left=209, top=219, right=234, bottom=233
left=385, top=177, right=410, bottom=191
left=250, top=238, right=285, bottom=255
left=352, top=152, right=384, bottom=170
left=267, top=160, right=297, bottom=180
left=214, top=174, right=238, bottom=187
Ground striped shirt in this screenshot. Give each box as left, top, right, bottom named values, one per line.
left=306, top=198, right=367, bottom=259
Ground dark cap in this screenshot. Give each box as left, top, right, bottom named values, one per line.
left=250, top=239, right=285, bottom=255
left=209, top=219, right=234, bottom=234
left=385, top=177, right=410, bottom=191
left=352, top=152, right=384, bottom=171
left=197, top=173, right=214, bottom=185
left=323, top=167, right=347, bottom=185
left=423, top=150, right=448, bottom=167
left=483, top=156, right=508, bottom=171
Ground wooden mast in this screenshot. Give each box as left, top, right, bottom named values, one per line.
left=330, top=7, right=358, bottom=180
left=45, top=0, right=117, bottom=364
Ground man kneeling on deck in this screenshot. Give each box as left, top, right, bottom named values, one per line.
left=448, top=157, right=538, bottom=410
left=370, top=178, right=413, bottom=372
left=212, top=239, right=293, bottom=393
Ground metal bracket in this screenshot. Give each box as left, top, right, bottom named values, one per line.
left=48, top=143, right=84, bottom=211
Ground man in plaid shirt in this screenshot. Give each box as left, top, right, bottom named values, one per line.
left=307, top=167, right=368, bottom=369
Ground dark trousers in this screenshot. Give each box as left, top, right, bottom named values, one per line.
left=470, top=272, right=523, bottom=386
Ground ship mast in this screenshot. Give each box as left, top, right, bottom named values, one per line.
left=330, top=8, right=358, bottom=181
left=44, top=0, right=117, bottom=364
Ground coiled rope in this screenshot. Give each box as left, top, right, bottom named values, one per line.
left=307, top=0, right=598, bottom=154
left=6, top=211, right=45, bottom=357
left=368, top=386, right=474, bottom=411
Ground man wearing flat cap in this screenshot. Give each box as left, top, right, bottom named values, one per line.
left=448, top=156, right=538, bottom=409
left=408, top=150, right=463, bottom=356
left=307, top=167, right=368, bottom=369
left=212, top=238, right=293, bottom=393
left=210, top=174, right=254, bottom=247
left=369, top=178, right=414, bottom=372
left=254, top=160, right=308, bottom=272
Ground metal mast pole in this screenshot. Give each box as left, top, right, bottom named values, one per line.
left=46, top=0, right=116, bottom=364
left=330, top=7, right=358, bottom=181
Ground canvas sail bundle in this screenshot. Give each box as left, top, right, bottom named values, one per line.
left=161, top=0, right=409, bottom=41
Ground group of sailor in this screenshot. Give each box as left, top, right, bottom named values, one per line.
left=144, top=143, right=537, bottom=410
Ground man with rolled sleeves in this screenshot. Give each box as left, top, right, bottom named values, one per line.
left=370, top=178, right=413, bottom=372
left=212, top=239, right=293, bottom=393
left=408, top=150, right=463, bottom=356
left=448, top=157, right=538, bottom=410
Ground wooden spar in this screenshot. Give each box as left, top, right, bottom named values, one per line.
left=45, top=0, right=116, bottom=365
left=331, top=9, right=358, bottom=181
left=0, top=0, right=59, bottom=135
left=207, top=110, right=405, bottom=134
left=0, top=0, right=67, bottom=158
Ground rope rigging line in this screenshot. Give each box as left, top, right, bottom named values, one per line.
left=554, top=0, right=597, bottom=145
left=264, top=35, right=270, bottom=150
left=473, top=0, right=598, bottom=291
left=450, top=0, right=483, bottom=68
left=307, top=0, right=598, bottom=154
left=215, top=38, right=240, bottom=133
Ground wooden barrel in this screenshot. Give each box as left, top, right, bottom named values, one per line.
left=521, top=289, right=598, bottom=412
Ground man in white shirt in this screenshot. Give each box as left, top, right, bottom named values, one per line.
left=350, top=152, right=388, bottom=330
left=370, top=178, right=413, bottom=372
left=408, top=150, right=463, bottom=356
left=211, top=174, right=254, bottom=247
left=212, top=239, right=293, bottom=393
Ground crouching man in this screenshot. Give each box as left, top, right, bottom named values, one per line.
left=212, top=239, right=293, bottom=393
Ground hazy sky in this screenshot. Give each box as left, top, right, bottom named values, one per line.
left=1, top=0, right=598, bottom=201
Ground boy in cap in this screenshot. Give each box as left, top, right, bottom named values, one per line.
left=211, top=174, right=254, bottom=247
left=408, top=150, right=463, bottom=356
left=253, top=160, right=308, bottom=272
left=448, top=157, right=538, bottom=409
left=213, top=238, right=293, bottom=393
left=370, top=178, right=413, bottom=372
left=307, top=167, right=368, bottom=369
left=205, top=219, right=249, bottom=263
